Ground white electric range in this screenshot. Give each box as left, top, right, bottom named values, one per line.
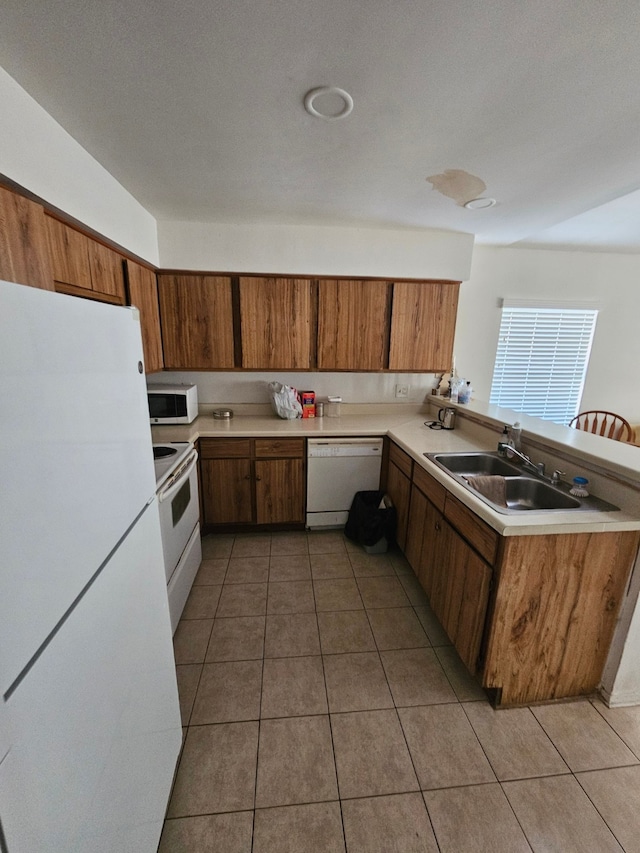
left=152, top=442, right=202, bottom=633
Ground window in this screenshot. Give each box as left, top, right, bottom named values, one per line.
left=489, top=301, right=598, bottom=425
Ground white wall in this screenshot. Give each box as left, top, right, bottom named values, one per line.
left=454, top=246, right=640, bottom=424
left=0, top=67, right=159, bottom=264
left=157, top=220, right=474, bottom=282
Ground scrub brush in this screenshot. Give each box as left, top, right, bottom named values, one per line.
left=570, top=477, right=590, bottom=497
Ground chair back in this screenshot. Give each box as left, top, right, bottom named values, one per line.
left=569, top=410, right=635, bottom=443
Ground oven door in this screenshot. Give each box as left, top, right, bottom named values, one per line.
left=157, top=448, right=199, bottom=583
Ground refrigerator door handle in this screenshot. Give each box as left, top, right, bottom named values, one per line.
left=157, top=450, right=198, bottom=503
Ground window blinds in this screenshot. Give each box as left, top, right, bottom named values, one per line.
left=489, top=304, right=598, bottom=425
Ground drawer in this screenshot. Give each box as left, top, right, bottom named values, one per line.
left=255, top=438, right=305, bottom=458
left=389, top=441, right=413, bottom=478
left=199, top=438, right=251, bottom=459
left=412, top=464, right=446, bottom=513
left=444, top=493, right=499, bottom=565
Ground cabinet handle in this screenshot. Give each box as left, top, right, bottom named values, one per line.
left=244, top=474, right=251, bottom=480
left=435, top=522, right=441, bottom=531
left=256, top=475, right=262, bottom=481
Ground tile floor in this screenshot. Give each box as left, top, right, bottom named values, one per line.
left=160, top=530, right=640, bottom=852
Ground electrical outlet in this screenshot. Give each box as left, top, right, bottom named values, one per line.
left=395, top=384, right=409, bottom=398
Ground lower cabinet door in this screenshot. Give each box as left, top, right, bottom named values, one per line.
left=201, top=457, right=253, bottom=524
left=386, top=461, right=411, bottom=551
left=255, top=458, right=305, bottom=524
left=438, top=519, right=492, bottom=673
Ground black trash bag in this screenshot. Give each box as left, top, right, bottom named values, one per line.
left=345, top=490, right=397, bottom=548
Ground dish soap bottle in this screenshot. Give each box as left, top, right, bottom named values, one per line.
left=509, top=421, right=522, bottom=451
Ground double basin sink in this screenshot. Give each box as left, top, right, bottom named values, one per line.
left=424, top=451, right=618, bottom=515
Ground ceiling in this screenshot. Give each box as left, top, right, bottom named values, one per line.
left=2, top=0, right=640, bottom=251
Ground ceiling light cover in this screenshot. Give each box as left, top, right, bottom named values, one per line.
left=464, top=197, right=497, bottom=210
left=304, top=87, right=354, bottom=120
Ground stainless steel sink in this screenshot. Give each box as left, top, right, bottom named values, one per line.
left=502, top=476, right=580, bottom=511
left=424, top=451, right=619, bottom=514
left=428, top=451, right=522, bottom=478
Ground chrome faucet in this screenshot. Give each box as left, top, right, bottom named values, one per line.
left=497, top=442, right=545, bottom=476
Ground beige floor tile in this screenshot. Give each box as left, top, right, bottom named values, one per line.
left=349, top=552, right=396, bottom=577
left=380, top=647, right=456, bottom=706
left=167, top=722, right=258, bottom=817
left=414, top=605, right=452, bottom=647
left=397, top=572, right=430, bottom=606
left=399, top=704, right=495, bottom=789
left=389, top=552, right=414, bottom=575
left=225, top=556, right=270, bottom=584
left=253, top=802, right=345, bottom=853
left=255, top=715, right=338, bottom=808
left=357, top=576, right=411, bottom=608
left=532, top=700, right=638, bottom=772
left=159, top=811, right=253, bottom=853
left=264, top=613, right=321, bottom=657
left=205, top=615, right=265, bottom=662
left=267, top=580, right=315, bottom=614
left=323, top=652, right=393, bottom=712
left=342, top=792, right=438, bottom=853
left=331, top=709, right=419, bottom=799
left=193, top=558, right=228, bottom=585
left=190, top=660, right=263, bottom=724
left=317, top=610, right=376, bottom=654
left=270, top=531, right=309, bottom=556
left=201, top=534, right=234, bottom=560
left=231, top=534, right=272, bottom=558
left=181, top=584, right=222, bottom=619
left=314, top=578, right=364, bottom=611
left=307, top=531, right=348, bottom=554
left=592, top=697, right=640, bottom=758
left=216, top=582, right=268, bottom=617
left=269, top=554, right=311, bottom=582
left=424, top=783, right=532, bottom=853
left=433, top=645, right=485, bottom=701
left=175, top=664, right=202, bottom=725
left=261, top=656, right=328, bottom=718
left=503, top=774, right=623, bottom=852
left=577, top=764, right=640, bottom=853
left=310, top=552, right=354, bottom=579
left=464, top=703, right=568, bottom=780
left=173, top=619, right=214, bottom=664
left=366, top=606, right=429, bottom=650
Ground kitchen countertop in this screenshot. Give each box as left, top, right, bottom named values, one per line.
left=152, top=403, right=640, bottom=537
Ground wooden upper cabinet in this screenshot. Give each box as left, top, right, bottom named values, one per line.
left=239, top=276, right=313, bottom=369
left=125, top=260, right=164, bottom=374
left=158, top=274, right=235, bottom=369
left=317, top=279, right=391, bottom=370
left=0, top=186, right=53, bottom=290
left=46, top=215, right=125, bottom=303
left=388, top=281, right=459, bottom=371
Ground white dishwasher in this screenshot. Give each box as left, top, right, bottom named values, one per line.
left=306, top=438, right=383, bottom=529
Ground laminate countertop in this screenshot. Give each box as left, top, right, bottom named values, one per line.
left=152, top=402, right=640, bottom=537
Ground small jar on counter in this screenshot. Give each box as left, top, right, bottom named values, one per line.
left=326, top=396, right=342, bottom=417
left=315, top=401, right=324, bottom=417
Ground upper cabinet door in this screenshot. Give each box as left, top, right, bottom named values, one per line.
left=317, top=279, right=391, bottom=370
left=158, top=274, right=235, bottom=369
left=239, top=277, right=313, bottom=369
left=46, top=216, right=125, bottom=304
left=125, top=261, right=164, bottom=374
left=0, top=187, right=53, bottom=291
left=388, top=281, right=459, bottom=371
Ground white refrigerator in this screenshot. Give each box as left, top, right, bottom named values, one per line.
left=0, top=280, right=182, bottom=852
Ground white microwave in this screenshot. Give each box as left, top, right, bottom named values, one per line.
left=147, top=383, right=198, bottom=425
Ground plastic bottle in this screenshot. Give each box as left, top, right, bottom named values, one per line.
left=509, top=421, right=522, bottom=451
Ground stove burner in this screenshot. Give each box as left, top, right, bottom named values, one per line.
left=153, top=446, right=178, bottom=459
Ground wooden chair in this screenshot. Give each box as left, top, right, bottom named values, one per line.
left=569, top=410, right=636, bottom=443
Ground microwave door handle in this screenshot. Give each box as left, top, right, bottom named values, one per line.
left=157, top=450, right=199, bottom=503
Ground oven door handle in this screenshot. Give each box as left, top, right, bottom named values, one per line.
left=157, top=449, right=198, bottom=503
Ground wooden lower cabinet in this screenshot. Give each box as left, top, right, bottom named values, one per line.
left=385, top=442, right=413, bottom=551
left=199, top=437, right=305, bottom=528
left=398, top=457, right=640, bottom=706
